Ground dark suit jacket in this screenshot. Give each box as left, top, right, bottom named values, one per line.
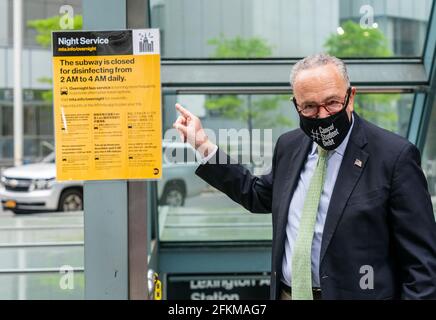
left=195, top=113, right=436, bottom=299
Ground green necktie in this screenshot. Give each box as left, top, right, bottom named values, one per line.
left=291, top=146, right=328, bottom=300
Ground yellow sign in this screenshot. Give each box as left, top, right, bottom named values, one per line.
left=52, top=30, right=162, bottom=181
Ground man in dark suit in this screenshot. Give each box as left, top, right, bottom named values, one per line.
left=173, top=53, right=436, bottom=300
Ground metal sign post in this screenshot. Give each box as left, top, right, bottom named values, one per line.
left=79, top=0, right=155, bottom=300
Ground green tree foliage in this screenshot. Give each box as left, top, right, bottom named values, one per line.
left=27, top=15, right=82, bottom=102
left=206, top=35, right=292, bottom=129
left=37, top=77, right=54, bottom=102
left=27, top=15, right=83, bottom=48
left=325, top=20, right=392, bottom=57
left=324, top=20, right=401, bottom=133
left=208, top=35, right=272, bottom=58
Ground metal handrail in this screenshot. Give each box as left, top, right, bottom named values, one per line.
left=0, top=242, right=84, bottom=248
left=0, top=225, right=83, bottom=231
left=0, top=267, right=84, bottom=274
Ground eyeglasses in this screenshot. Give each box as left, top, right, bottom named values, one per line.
left=292, top=87, right=352, bottom=118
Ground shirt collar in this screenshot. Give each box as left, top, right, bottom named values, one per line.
left=310, top=113, right=355, bottom=157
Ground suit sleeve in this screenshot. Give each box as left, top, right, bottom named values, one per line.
left=390, top=143, right=436, bottom=299
left=194, top=139, right=279, bottom=213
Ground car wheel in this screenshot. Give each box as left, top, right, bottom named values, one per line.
left=161, top=183, right=185, bottom=207
left=58, top=189, right=83, bottom=212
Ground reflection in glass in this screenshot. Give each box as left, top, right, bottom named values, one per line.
left=0, top=0, right=82, bottom=164
left=0, top=103, right=54, bottom=162
left=150, top=0, right=433, bottom=58
left=159, top=93, right=413, bottom=242
left=0, top=273, right=84, bottom=300
left=354, top=93, right=413, bottom=136
left=422, top=102, right=436, bottom=218
left=0, top=212, right=84, bottom=299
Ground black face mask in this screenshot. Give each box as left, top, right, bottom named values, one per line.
left=299, top=102, right=352, bottom=151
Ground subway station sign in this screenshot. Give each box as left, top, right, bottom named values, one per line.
left=52, top=29, right=162, bottom=181
left=167, top=274, right=271, bottom=300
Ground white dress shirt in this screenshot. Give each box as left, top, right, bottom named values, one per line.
left=281, top=115, right=354, bottom=287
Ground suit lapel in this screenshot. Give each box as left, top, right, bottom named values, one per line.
left=275, top=134, right=312, bottom=262
left=320, top=115, right=368, bottom=264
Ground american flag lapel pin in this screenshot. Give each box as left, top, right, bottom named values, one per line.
left=354, top=159, right=363, bottom=168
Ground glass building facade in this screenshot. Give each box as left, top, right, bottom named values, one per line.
left=150, top=0, right=436, bottom=243
left=0, top=0, right=82, bottom=164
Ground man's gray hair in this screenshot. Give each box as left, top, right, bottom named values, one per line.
left=290, top=53, right=350, bottom=89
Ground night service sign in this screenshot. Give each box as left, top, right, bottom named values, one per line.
left=52, top=29, right=162, bottom=181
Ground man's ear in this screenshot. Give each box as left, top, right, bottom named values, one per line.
left=348, top=86, right=357, bottom=112
left=351, top=87, right=357, bottom=96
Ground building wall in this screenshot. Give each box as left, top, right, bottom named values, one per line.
left=0, top=0, right=8, bottom=46
left=340, top=0, right=432, bottom=56
left=151, top=0, right=340, bottom=58
left=340, top=0, right=432, bottom=21
left=0, top=48, right=52, bottom=89
left=1, top=0, right=82, bottom=90
left=0, top=0, right=82, bottom=164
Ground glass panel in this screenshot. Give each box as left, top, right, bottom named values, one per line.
left=38, top=105, right=54, bottom=136
left=0, top=212, right=83, bottom=244
left=0, top=0, right=82, bottom=163
left=5, top=0, right=84, bottom=48
left=0, top=213, right=82, bottom=228
left=0, top=229, right=83, bottom=244
left=422, top=101, right=436, bottom=218
left=0, top=247, right=83, bottom=269
left=0, top=104, right=53, bottom=162
left=158, top=92, right=413, bottom=242
left=150, top=0, right=433, bottom=59
left=1, top=105, right=13, bottom=136
left=0, top=137, right=12, bottom=161
left=0, top=272, right=84, bottom=300
left=24, top=105, right=37, bottom=135
left=0, top=0, right=8, bottom=46
left=160, top=93, right=293, bottom=242
left=0, top=105, right=13, bottom=162
left=354, top=92, right=413, bottom=136
left=0, top=212, right=84, bottom=299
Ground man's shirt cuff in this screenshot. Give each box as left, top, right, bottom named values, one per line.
left=198, top=144, right=218, bottom=164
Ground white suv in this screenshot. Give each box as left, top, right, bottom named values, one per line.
left=0, top=142, right=207, bottom=214
left=0, top=153, right=82, bottom=213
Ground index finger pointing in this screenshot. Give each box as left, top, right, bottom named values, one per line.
left=175, top=103, right=194, bottom=118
